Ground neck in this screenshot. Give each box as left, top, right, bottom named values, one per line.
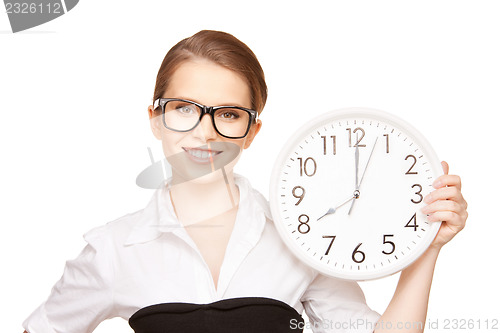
left=169, top=167, right=239, bottom=227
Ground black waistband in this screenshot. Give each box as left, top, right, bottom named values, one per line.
left=129, top=297, right=304, bottom=333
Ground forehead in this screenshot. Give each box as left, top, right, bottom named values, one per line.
left=164, top=59, right=251, bottom=107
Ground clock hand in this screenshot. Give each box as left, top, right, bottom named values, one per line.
left=347, top=143, right=360, bottom=214
left=358, top=136, right=379, bottom=188
left=348, top=136, right=379, bottom=215
left=317, top=195, right=355, bottom=221
left=355, top=142, right=359, bottom=189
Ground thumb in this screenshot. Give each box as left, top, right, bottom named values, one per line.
left=441, top=161, right=449, bottom=175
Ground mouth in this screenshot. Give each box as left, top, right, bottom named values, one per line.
left=182, top=147, right=223, bottom=164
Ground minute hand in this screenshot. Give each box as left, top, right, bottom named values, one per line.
left=348, top=137, right=378, bottom=215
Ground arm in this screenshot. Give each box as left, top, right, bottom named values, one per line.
left=374, top=242, right=440, bottom=332
left=375, top=161, right=468, bottom=333
left=22, top=225, right=114, bottom=333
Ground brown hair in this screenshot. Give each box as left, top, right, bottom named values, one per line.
left=152, top=30, right=267, bottom=115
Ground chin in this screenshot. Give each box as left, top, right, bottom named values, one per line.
left=170, top=167, right=228, bottom=186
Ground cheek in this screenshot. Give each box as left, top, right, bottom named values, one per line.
left=225, top=138, right=245, bottom=151
left=160, top=132, right=194, bottom=177
left=160, top=130, right=185, bottom=156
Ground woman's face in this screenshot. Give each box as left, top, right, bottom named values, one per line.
left=148, top=58, right=262, bottom=184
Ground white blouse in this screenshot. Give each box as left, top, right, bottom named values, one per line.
left=23, top=174, right=380, bottom=333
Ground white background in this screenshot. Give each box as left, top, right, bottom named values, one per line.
left=1, top=1, right=499, bottom=332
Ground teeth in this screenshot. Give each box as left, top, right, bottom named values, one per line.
left=187, top=149, right=218, bottom=159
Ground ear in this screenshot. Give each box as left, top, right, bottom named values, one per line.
left=148, top=105, right=162, bottom=140
left=243, top=119, right=262, bottom=149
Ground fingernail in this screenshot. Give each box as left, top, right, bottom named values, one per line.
left=432, top=180, right=442, bottom=188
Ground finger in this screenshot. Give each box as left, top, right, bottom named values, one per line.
left=441, top=161, right=449, bottom=175
left=420, top=199, right=462, bottom=215
left=424, top=186, right=465, bottom=204
left=427, top=211, right=465, bottom=232
left=433, top=174, right=462, bottom=191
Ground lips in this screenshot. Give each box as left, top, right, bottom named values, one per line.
left=182, top=147, right=222, bottom=163
left=165, top=142, right=240, bottom=179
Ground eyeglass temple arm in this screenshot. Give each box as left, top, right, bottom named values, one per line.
left=153, top=99, right=160, bottom=110
left=252, top=110, right=259, bottom=122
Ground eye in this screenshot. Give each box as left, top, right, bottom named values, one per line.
left=218, top=110, right=240, bottom=120
left=176, top=104, right=197, bottom=115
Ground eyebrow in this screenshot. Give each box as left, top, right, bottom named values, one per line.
left=169, top=96, right=250, bottom=109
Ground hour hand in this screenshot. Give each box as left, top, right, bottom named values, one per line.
left=317, top=195, right=355, bottom=221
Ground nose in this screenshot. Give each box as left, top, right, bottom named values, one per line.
left=192, top=113, right=218, bottom=141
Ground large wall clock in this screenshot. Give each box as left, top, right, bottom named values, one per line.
left=269, top=108, right=443, bottom=280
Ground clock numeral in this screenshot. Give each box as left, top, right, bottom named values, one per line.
left=405, top=155, right=418, bottom=175
left=352, top=243, right=366, bottom=263
left=347, top=127, right=366, bottom=147
left=411, top=184, right=423, bottom=204
left=292, top=186, right=305, bottom=206
left=405, top=213, right=419, bottom=231
left=382, top=234, right=395, bottom=255
left=298, top=157, right=317, bottom=177
left=322, top=235, right=336, bottom=255
left=321, top=135, right=336, bottom=155
left=297, top=214, right=310, bottom=234
left=383, top=134, right=389, bottom=153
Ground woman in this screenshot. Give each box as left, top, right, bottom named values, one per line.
left=23, top=30, right=468, bottom=333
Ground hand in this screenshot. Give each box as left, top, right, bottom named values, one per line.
left=420, top=161, right=468, bottom=249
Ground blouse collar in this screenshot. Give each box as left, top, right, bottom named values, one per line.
left=123, top=173, right=270, bottom=246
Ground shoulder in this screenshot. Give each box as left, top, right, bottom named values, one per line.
left=235, top=173, right=272, bottom=219
left=83, top=208, right=143, bottom=248
left=251, top=188, right=273, bottom=220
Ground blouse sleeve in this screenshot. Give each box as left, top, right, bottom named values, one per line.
left=22, top=225, right=114, bottom=333
left=301, top=272, right=381, bottom=333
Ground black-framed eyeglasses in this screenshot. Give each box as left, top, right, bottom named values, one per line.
left=153, top=98, right=259, bottom=139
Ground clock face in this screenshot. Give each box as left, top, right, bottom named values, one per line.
left=269, top=108, right=442, bottom=281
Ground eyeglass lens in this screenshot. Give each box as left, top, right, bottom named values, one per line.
left=163, top=100, right=251, bottom=138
